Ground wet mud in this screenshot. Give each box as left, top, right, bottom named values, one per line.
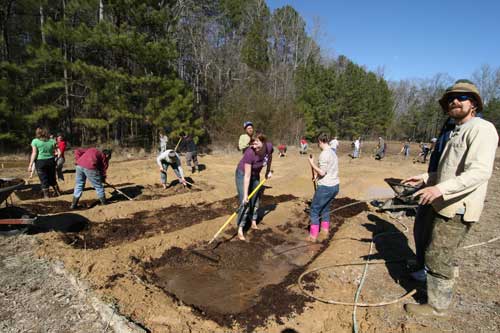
left=61, top=194, right=298, bottom=250
left=141, top=197, right=368, bottom=331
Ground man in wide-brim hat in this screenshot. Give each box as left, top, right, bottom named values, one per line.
left=403, top=79, right=498, bottom=317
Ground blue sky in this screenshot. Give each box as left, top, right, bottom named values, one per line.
left=267, top=0, right=500, bottom=82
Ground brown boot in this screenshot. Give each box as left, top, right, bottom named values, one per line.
left=70, top=197, right=80, bottom=210
left=404, top=304, right=448, bottom=317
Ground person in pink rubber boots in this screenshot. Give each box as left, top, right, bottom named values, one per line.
left=307, top=133, right=340, bottom=241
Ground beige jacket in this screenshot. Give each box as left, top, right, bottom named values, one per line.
left=421, top=117, right=498, bottom=222
left=238, top=134, right=251, bottom=152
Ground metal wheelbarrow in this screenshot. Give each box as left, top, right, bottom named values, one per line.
left=378, top=179, right=420, bottom=211
left=0, top=178, right=37, bottom=226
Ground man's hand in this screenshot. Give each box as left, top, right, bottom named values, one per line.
left=413, top=186, right=443, bottom=205
left=180, top=178, right=187, bottom=186
left=242, top=195, right=249, bottom=205
left=266, top=171, right=273, bottom=180
left=159, top=167, right=165, bottom=173
left=402, top=176, right=424, bottom=187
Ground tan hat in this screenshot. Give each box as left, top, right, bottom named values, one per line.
left=439, top=80, right=483, bottom=112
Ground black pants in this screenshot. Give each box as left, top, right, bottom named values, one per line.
left=413, top=204, right=434, bottom=269
left=36, top=158, right=57, bottom=189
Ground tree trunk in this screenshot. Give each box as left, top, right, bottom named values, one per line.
left=62, top=0, right=70, bottom=111
left=39, top=4, right=45, bottom=44
left=99, top=0, right=104, bottom=22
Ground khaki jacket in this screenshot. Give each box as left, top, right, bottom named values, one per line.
left=422, top=117, right=498, bottom=222
left=238, top=134, right=251, bottom=152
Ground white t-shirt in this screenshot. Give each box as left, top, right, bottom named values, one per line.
left=317, top=148, right=339, bottom=187
left=157, top=150, right=181, bottom=166
left=354, top=140, right=360, bottom=149
left=329, top=139, right=339, bottom=150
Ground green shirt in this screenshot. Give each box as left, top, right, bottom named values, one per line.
left=31, top=138, right=56, bottom=160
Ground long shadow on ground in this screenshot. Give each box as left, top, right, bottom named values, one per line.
left=363, top=214, right=426, bottom=303
left=0, top=206, right=88, bottom=234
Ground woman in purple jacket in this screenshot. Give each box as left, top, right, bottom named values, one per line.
left=235, top=132, right=273, bottom=241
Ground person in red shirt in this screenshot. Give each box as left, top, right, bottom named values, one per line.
left=277, top=144, right=287, bottom=157
left=299, top=137, right=308, bottom=154
left=71, top=148, right=112, bottom=209
left=55, top=134, right=67, bottom=181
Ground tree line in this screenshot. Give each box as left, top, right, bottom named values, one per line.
left=1, top=0, right=499, bottom=152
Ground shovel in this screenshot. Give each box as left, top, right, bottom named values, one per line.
left=184, top=179, right=203, bottom=190
left=105, top=182, right=134, bottom=201
left=309, top=154, right=317, bottom=191
left=174, top=137, right=183, bottom=152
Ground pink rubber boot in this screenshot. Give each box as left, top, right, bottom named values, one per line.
left=308, top=224, right=320, bottom=241
left=321, top=221, right=330, bottom=233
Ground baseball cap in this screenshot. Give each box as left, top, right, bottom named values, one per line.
left=243, top=121, right=253, bottom=129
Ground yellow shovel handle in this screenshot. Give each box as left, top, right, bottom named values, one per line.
left=208, top=178, right=267, bottom=244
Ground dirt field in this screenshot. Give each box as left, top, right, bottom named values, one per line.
left=1, top=142, right=499, bottom=332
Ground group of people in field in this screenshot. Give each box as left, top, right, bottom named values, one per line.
left=27, top=79, right=498, bottom=320
left=29, top=127, right=112, bottom=208
left=235, top=121, right=339, bottom=242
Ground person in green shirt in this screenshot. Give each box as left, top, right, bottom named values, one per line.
left=28, top=127, right=61, bottom=198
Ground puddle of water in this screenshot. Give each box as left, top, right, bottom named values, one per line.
left=155, top=256, right=295, bottom=314
left=147, top=228, right=322, bottom=317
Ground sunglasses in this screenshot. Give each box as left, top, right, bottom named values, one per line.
left=446, top=94, right=473, bottom=104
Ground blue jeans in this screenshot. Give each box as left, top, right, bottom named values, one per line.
left=310, top=184, right=339, bottom=226
left=235, top=169, right=261, bottom=229
left=353, top=148, right=359, bottom=158
left=160, top=161, right=182, bottom=184
left=74, top=165, right=105, bottom=199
